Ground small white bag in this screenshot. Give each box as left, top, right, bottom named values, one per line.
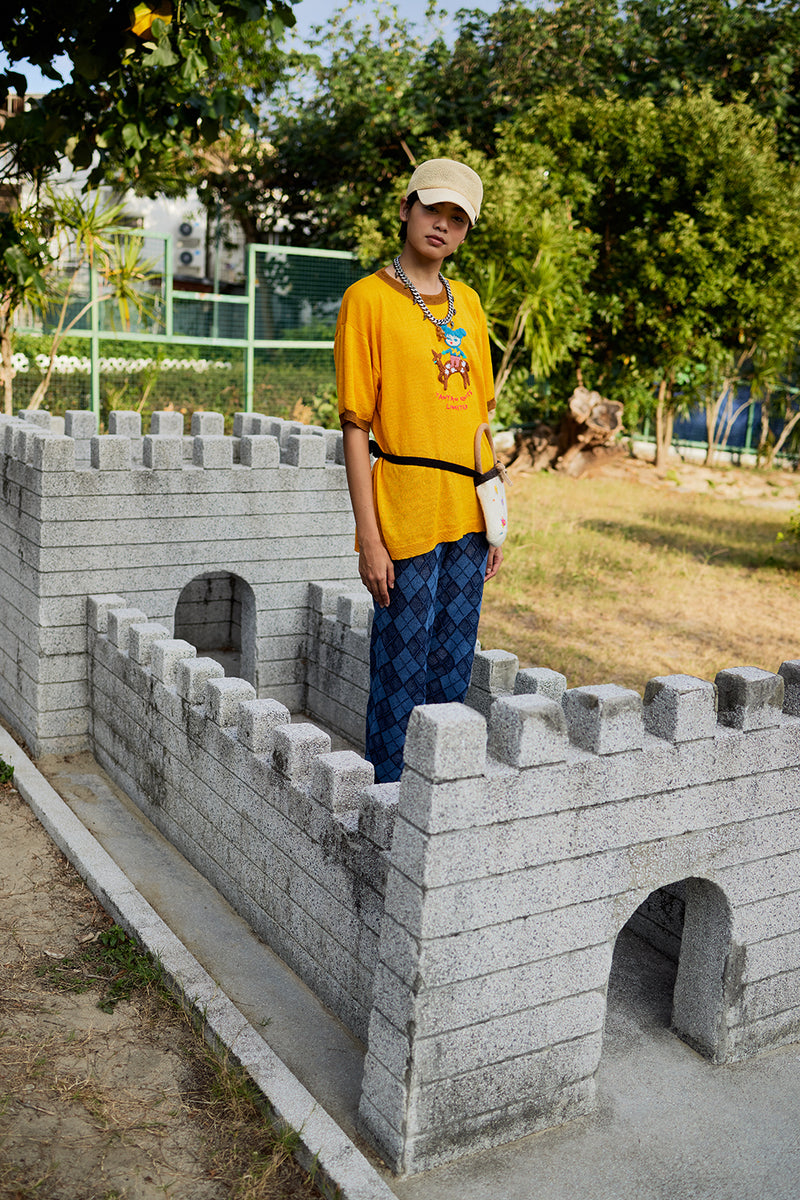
left=474, top=423, right=509, bottom=548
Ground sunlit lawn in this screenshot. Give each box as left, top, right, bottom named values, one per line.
left=479, top=460, right=800, bottom=694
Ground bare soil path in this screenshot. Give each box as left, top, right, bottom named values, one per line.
left=0, top=774, right=320, bottom=1200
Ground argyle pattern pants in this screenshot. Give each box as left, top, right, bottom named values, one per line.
left=365, top=531, right=489, bottom=783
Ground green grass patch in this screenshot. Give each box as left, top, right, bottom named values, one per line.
left=36, top=923, right=164, bottom=1013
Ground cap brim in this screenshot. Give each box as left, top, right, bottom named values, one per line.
left=416, top=186, right=477, bottom=225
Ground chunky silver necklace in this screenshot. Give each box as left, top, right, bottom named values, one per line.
left=392, top=256, right=456, bottom=328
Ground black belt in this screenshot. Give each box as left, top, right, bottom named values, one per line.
left=369, top=440, right=501, bottom=486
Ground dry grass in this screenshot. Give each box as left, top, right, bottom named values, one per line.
left=479, top=457, right=800, bottom=692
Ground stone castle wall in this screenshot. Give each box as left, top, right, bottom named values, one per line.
left=0, top=409, right=359, bottom=756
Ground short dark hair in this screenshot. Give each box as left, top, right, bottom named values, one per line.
left=398, top=191, right=419, bottom=243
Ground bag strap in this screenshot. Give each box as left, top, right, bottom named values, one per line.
left=474, top=422, right=510, bottom=486
left=369, top=440, right=478, bottom=481
left=474, top=422, right=494, bottom=473
left=369, top=425, right=510, bottom=487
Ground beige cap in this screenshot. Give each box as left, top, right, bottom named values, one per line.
left=406, top=158, right=483, bottom=225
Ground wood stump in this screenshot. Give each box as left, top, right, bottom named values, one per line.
left=500, top=387, right=624, bottom=477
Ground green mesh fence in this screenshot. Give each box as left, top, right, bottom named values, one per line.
left=12, top=238, right=369, bottom=428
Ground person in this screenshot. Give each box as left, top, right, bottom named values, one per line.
left=334, top=157, right=503, bottom=783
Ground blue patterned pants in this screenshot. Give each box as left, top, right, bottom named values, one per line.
left=365, top=531, right=489, bottom=783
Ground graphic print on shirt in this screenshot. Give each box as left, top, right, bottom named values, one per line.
left=432, top=325, right=470, bottom=391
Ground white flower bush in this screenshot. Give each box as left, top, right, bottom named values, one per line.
left=12, top=353, right=233, bottom=375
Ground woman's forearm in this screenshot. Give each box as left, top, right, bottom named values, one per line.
left=342, top=423, right=395, bottom=607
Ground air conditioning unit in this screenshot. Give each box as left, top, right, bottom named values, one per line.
left=175, top=221, right=204, bottom=278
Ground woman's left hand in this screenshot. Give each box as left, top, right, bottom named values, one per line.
left=485, top=545, right=503, bottom=581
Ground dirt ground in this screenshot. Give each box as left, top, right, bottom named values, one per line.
left=602, top=452, right=800, bottom=508
left=0, top=776, right=319, bottom=1200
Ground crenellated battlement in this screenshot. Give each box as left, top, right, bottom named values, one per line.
left=2, top=408, right=345, bottom=480
left=87, top=590, right=397, bottom=1040
left=92, top=587, right=383, bottom=827
left=85, top=580, right=800, bottom=1173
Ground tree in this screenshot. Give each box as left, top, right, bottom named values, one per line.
left=525, top=89, right=800, bottom=467
left=0, top=2, right=296, bottom=414
left=0, top=190, right=158, bottom=414
left=198, top=3, right=453, bottom=248
left=0, top=206, right=50, bottom=414
left=0, top=1, right=296, bottom=193
left=620, top=0, right=800, bottom=162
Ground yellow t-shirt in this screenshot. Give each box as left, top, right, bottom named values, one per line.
left=335, top=269, right=496, bottom=560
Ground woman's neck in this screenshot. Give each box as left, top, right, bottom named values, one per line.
left=392, top=247, right=444, bottom=294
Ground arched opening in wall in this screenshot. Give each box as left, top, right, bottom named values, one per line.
left=174, top=572, right=256, bottom=685
left=605, top=878, right=733, bottom=1063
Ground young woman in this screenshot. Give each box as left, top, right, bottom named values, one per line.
left=335, top=158, right=502, bottom=783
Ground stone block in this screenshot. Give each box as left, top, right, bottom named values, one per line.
left=395, top=770, right=497, bottom=834
left=151, top=639, right=197, bottom=686
left=359, top=783, right=401, bottom=849
left=716, top=666, right=784, bottom=731
left=128, top=622, right=171, bottom=666
left=192, top=436, right=233, bottom=469
left=272, top=723, right=331, bottom=779
left=238, top=698, right=291, bottom=753
left=191, top=412, right=225, bottom=437
left=308, top=581, right=346, bottom=616
left=403, top=703, right=486, bottom=783
left=32, top=435, right=76, bottom=472
left=149, top=411, right=184, bottom=436
left=514, top=666, right=568, bottom=702
left=488, top=694, right=568, bottom=767
left=336, top=592, right=372, bottom=631
left=90, top=435, right=131, bottom=470
left=232, top=412, right=257, bottom=437
left=562, top=684, right=643, bottom=754
left=312, top=751, right=375, bottom=823
left=470, top=648, right=519, bottom=694
left=108, top=411, right=142, bottom=438
left=19, top=427, right=48, bottom=462
left=87, top=594, right=129, bottom=634
left=285, top=433, right=327, bottom=468
left=15, top=409, right=51, bottom=428
left=107, top=607, right=148, bottom=651
left=64, top=411, right=98, bottom=439
left=142, top=434, right=184, bottom=470
left=779, top=660, right=800, bottom=718
left=643, top=674, right=718, bottom=742
left=175, top=657, right=225, bottom=703
left=322, top=428, right=341, bottom=460
left=277, top=420, right=305, bottom=448
left=249, top=414, right=276, bottom=435
left=239, top=435, right=280, bottom=468
left=205, top=676, right=257, bottom=725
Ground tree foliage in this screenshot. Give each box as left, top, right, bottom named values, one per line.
left=0, top=1, right=295, bottom=192
left=522, top=89, right=800, bottom=458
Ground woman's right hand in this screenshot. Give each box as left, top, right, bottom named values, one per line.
left=358, top=537, right=395, bottom=608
